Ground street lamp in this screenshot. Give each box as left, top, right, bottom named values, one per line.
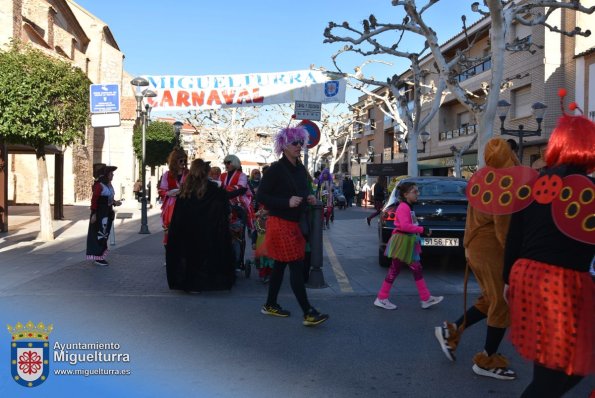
left=395, top=130, right=430, bottom=153
left=131, top=76, right=157, bottom=235
left=173, top=121, right=183, bottom=148
left=350, top=148, right=369, bottom=188
left=497, top=100, right=547, bottom=161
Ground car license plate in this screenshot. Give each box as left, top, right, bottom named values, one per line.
left=422, top=237, right=459, bottom=247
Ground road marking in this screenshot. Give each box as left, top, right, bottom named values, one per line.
left=323, top=234, right=354, bottom=293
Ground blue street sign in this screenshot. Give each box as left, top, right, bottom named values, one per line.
left=90, top=83, right=120, bottom=113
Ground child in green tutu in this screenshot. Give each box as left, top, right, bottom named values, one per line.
left=374, top=182, right=443, bottom=310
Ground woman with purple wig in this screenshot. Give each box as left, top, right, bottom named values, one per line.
left=256, top=126, right=329, bottom=327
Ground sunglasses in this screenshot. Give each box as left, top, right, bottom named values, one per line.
left=224, top=161, right=231, bottom=165
left=290, top=140, right=304, bottom=147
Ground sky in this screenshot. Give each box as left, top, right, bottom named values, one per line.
left=73, top=0, right=482, bottom=107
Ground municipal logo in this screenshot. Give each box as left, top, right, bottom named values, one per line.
left=8, top=321, right=53, bottom=387
left=324, top=80, right=339, bottom=97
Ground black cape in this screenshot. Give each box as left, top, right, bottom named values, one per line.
left=165, top=181, right=235, bottom=291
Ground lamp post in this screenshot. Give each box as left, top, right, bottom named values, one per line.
left=497, top=100, right=547, bottom=161
left=351, top=148, right=371, bottom=194
left=131, top=77, right=157, bottom=234
left=173, top=121, right=183, bottom=148
left=395, top=130, right=430, bottom=154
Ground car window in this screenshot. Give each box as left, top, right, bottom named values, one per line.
left=417, top=181, right=467, bottom=198
left=385, top=179, right=467, bottom=209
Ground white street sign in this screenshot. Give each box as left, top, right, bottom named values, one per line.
left=294, top=100, right=321, bottom=121
left=91, top=112, right=121, bottom=128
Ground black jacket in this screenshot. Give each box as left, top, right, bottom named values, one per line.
left=257, top=155, right=309, bottom=222
left=503, top=166, right=594, bottom=283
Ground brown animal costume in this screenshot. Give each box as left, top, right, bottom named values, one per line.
left=435, top=138, right=518, bottom=380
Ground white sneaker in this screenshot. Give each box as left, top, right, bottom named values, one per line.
left=374, top=298, right=397, bottom=310
left=421, top=295, right=443, bottom=309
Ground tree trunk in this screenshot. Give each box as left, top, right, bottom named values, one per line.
left=407, top=129, right=419, bottom=177
left=479, top=0, right=508, bottom=168
left=454, top=153, right=462, bottom=177
left=36, top=150, right=54, bottom=241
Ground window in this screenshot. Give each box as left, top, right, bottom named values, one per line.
left=457, top=111, right=470, bottom=128
left=513, top=85, right=532, bottom=118
left=367, top=108, right=376, bottom=129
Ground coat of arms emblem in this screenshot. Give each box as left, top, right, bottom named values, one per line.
left=7, top=321, right=53, bottom=387
left=324, top=80, right=339, bottom=97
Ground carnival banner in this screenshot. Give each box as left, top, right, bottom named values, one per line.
left=141, top=70, right=346, bottom=111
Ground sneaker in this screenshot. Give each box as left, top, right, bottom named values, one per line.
left=434, top=321, right=459, bottom=361
left=366, top=217, right=371, bottom=226
left=374, top=298, right=397, bottom=310
left=303, top=308, right=329, bottom=326
left=421, top=295, right=443, bottom=309
left=472, top=352, right=517, bottom=380
left=94, top=260, right=108, bottom=266
left=261, top=304, right=290, bottom=317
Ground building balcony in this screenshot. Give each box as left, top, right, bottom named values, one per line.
left=455, top=57, right=491, bottom=83
left=439, top=124, right=477, bottom=141
left=363, top=126, right=375, bottom=136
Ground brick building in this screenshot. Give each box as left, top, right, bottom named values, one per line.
left=0, top=0, right=137, bottom=220
left=343, top=7, right=594, bottom=179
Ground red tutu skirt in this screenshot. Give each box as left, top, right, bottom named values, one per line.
left=256, top=216, right=305, bottom=263
left=508, top=258, right=594, bottom=376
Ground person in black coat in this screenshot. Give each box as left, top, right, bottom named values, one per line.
left=366, top=177, right=386, bottom=226
left=165, top=159, right=235, bottom=292
left=342, top=176, right=356, bottom=207
left=257, top=126, right=329, bottom=327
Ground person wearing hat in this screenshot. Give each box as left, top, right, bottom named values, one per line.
left=86, top=164, right=121, bottom=266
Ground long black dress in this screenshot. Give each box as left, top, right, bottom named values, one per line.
left=165, top=181, right=235, bottom=291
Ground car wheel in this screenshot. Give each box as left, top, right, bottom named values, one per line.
left=378, top=247, right=390, bottom=268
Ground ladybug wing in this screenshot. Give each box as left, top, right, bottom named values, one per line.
left=551, top=174, right=595, bottom=245
left=466, top=166, right=539, bottom=215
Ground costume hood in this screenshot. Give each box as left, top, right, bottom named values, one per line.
left=484, top=138, right=517, bottom=169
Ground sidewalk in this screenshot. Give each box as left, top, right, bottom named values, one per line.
left=0, top=203, right=162, bottom=293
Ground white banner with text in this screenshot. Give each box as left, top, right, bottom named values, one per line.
left=141, top=70, right=346, bottom=111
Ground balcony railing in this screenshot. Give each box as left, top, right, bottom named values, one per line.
left=456, top=57, right=492, bottom=83
left=439, top=124, right=477, bottom=141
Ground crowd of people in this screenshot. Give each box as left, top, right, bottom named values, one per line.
left=84, top=103, right=593, bottom=394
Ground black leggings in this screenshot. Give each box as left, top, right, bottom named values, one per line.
left=266, top=260, right=311, bottom=314
left=455, top=306, right=505, bottom=356
left=520, top=363, right=584, bottom=398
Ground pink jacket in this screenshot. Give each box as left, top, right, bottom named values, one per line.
left=392, top=201, right=423, bottom=235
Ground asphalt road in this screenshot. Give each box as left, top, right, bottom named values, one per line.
left=0, top=206, right=592, bottom=397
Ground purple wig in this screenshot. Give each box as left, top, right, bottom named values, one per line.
left=319, top=168, right=332, bottom=182
left=273, top=127, right=309, bottom=157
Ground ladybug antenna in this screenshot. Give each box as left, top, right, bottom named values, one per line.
left=557, top=88, right=567, bottom=114
left=557, top=88, right=584, bottom=115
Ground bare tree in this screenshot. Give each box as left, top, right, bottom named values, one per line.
left=184, top=107, right=261, bottom=159
left=403, top=0, right=593, bottom=168
left=263, top=104, right=355, bottom=174
left=323, top=0, right=593, bottom=174
left=317, top=104, right=356, bottom=173
left=320, top=20, right=448, bottom=177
